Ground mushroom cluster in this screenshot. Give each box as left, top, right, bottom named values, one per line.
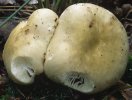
left=2, top=3, right=129, bottom=93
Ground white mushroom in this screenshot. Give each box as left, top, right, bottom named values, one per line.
left=2, top=9, right=58, bottom=84
left=44, top=3, right=129, bottom=93
left=3, top=3, right=129, bottom=94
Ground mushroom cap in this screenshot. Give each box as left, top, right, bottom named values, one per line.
left=2, top=9, right=58, bottom=84
left=44, top=3, right=129, bottom=93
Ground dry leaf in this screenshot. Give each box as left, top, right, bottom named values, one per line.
left=121, top=88, right=132, bottom=100
left=0, top=0, right=16, bottom=5
left=0, top=75, right=6, bottom=85
left=29, top=0, right=38, bottom=4
left=117, top=81, right=132, bottom=100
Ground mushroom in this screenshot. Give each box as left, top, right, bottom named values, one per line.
left=3, top=3, right=129, bottom=94
left=44, top=3, right=129, bottom=93
left=2, top=9, right=58, bottom=84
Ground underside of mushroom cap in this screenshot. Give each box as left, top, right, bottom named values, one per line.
left=11, top=56, right=35, bottom=84
left=62, top=71, right=95, bottom=93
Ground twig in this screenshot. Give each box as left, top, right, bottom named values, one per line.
left=0, top=9, right=33, bottom=12
left=0, top=6, right=33, bottom=9
left=16, top=87, right=25, bottom=98
left=54, top=0, right=62, bottom=11
left=22, top=11, right=32, bottom=15
left=38, top=0, right=44, bottom=8
left=45, top=0, right=50, bottom=8
left=0, top=17, right=27, bottom=20
left=0, top=0, right=31, bottom=28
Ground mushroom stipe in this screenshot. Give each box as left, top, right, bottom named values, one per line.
left=2, top=3, right=129, bottom=93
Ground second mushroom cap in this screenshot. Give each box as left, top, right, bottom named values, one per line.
left=43, top=3, right=129, bottom=93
